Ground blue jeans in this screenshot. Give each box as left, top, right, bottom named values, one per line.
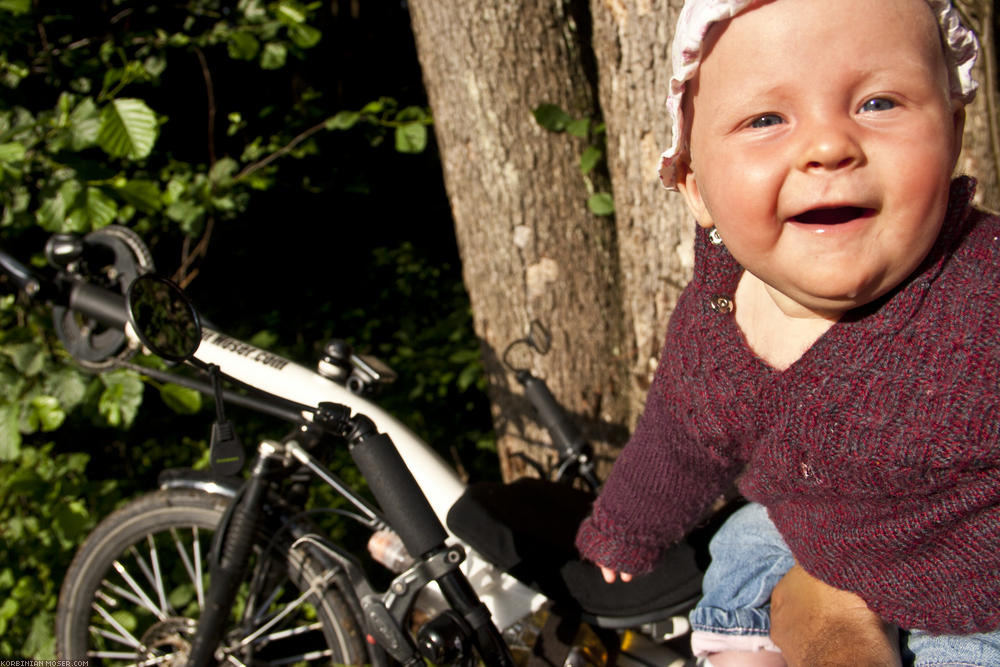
left=689, top=503, right=1000, bottom=666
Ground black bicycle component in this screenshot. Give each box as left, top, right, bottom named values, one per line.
left=519, top=371, right=588, bottom=462
left=208, top=364, right=245, bottom=476
left=66, top=282, right=128, bottom=329
left=417, top=609, right=474, bottom=666
left=52, top=226, right=153, bottom=366
left=347, top=422, right=448, bottom=559
left=0, top=246, right=41, bottom=296
left=186, top=442, right=283, bottom=667
left=437, top=570, right=515, bottom=667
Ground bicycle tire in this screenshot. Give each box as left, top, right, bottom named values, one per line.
left=55, top=488, right=368, bottom=666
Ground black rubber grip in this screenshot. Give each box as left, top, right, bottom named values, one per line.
left=0, top=248, right=40, bottom=294
left=68, top=282, right=128, bottom=329
left=521, top=374, right=586, bottom=457
left=350, top=432, right=448, bottom=558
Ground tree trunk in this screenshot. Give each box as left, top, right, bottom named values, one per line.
left=589, top=0, right=693, bottom=426
left=407, top=0, right=633, bottom=481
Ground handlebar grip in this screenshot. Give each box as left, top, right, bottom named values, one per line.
left=520, top=373, right=586, bottom=457
left=68, top=282, right=128, bottom=329
left=0, top=248, right=40, bottom=295
left=349, top=431, right=449, bottom=558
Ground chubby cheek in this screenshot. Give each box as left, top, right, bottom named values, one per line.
left=698, top=154, right=785, bottom=251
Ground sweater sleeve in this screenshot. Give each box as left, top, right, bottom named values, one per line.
left=574, top=329, right=743, bottom=575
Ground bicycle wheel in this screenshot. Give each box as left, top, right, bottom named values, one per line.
left=56, top=488, right=369, bottom=666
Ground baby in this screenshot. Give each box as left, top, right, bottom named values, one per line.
left=575, top=0, right=999, bottom=665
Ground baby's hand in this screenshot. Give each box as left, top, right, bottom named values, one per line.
left=598, top=565, right=633, bottom=584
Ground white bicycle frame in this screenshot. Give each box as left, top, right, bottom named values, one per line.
left=190, top=325, right=549, bottom=630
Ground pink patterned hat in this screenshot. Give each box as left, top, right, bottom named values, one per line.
left=658, top=0, right=980, bottom=190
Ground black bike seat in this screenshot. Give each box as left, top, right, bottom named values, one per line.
left=446, top=478, right=712, bottom=621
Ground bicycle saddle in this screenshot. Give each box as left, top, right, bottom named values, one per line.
left=447, top=478, right=712, bottom=624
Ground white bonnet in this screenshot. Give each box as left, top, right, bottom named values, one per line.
left=658, top=0, right=980, bottom=190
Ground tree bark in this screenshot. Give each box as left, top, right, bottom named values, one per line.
left=407, top=0, right=633, bottom=481
left=589, top=0, right=692, bottom=426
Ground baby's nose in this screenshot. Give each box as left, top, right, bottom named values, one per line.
left=796, top=120, right=863, bottom=172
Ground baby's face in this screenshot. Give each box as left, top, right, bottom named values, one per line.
left=676, top=0, right=964, bottom=318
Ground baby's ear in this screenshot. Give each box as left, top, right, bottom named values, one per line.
left=674, top=159, right=715, bottom=229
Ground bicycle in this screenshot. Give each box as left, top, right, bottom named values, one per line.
left=1, top=226, right=712, bottom=667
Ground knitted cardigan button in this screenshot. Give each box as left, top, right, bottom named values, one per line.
left=710, top=295, right=734, bottom=314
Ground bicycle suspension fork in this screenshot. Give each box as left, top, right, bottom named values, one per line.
left=185, top=441, right=284, bottom=667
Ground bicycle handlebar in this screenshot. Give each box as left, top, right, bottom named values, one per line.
left=0, top=247, right=41, bottom=296
left=518, top=371, right=587, bottom=458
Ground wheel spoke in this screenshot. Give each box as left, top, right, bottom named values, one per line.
left=111, top=560, right=168, bottom=621
left=90, top=625, right=138, bottom=650
left=91, top=602, right=144, bottom=649
left=267, top=647, right=334, bottom=665
left=237, top=586, right=316, bottom=648
left=146, top=534, right=169, bottom=615
left=170, top=525, right=206, bottom=610
left=127, top=543, right=164, bottom=615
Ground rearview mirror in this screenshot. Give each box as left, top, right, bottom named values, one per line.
left=126, top=274, right=201, bottom=362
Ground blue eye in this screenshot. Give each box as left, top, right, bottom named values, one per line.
left=748, top=114, right=783, bottom=129
left=860, top=98, right=895, bottom=113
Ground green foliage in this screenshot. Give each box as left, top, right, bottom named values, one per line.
left=0, top=1, right=481, bottom=657
left=0, top=0, right=432, bottom=656
left=327, top=97, right=433, bottom=154
left=532, top=102, right=614, bottom=216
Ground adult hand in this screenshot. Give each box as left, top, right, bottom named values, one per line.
left=770, top=564, right=901, bottom=667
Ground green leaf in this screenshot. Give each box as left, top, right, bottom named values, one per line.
left=579, top=145, right=603, bottom=175
left=396, top=106, right=428, bottom=123
left=3, top=341, right=45, bottom=375
left=566, top=118, right=590, bottom=139
left=0, top=142, right=24, bottom=163
left=360, top=99, right=388, bottom=115
left=159, top=383, right=202, bottom=415
left=587, top=192, right=615, bottom=216
left=115, top=179, right=162, bottom=213
left=36, top=179, right=84, bottom=232
left=0, top=598, right=16, bottom=621
left=42, top=366, right=87, bottom=413
left=532, top=103, right=572, bottom=132
left=29, top=395, right=65, bottom=432
left=0, top=0, right=29, bottom=14
left=260, top=42, right=287, bottom=70
left=52, top=498, right=89, bottom=541
left=209, top=157, right=238, bottom=185
left=97, top=98, right=158, bottom=160
left=82, top=186, right=118, bottom=229
left=275, top=0, right=307, bottom=24
left=326, top=111, right=360, bottom=131
left=227, top=31, right=260, bottom=61
left=0, top=403, right=19, bottom=461
left=288, top=23, right=321, bottom=49
left=97, top=370, right=144, bottom=429
left=395, top=122, right=427, bottom=154
left=68, top=97, right=101, bottom=150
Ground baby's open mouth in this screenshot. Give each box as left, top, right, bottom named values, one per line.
left=792, top=206, right=875, bottom=225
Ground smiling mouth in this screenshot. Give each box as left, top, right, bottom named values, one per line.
left=791, top=206, right=875, bottom=225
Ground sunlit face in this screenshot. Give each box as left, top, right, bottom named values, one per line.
left=676, top=0, right=965, bottom=318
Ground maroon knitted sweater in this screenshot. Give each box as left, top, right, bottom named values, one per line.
left=575, top=177, right=1000, bottom=634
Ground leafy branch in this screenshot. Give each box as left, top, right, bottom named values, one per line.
left=532, top=102, right=614, bottom=216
